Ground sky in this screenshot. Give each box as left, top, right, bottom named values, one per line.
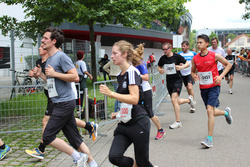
left=185, top=0, right=250, bottom=30
left=0, top=1, right=249, bottom=31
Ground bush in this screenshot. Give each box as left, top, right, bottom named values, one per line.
left=24, top=55, right=40, bottom=70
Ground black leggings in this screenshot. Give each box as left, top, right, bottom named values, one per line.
left=109, top=115, right=153, bottom=167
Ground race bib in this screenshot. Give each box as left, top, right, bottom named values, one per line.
left=228, top=60, right=234, bottom=65
left=47, top=78, right=58, bottom=98
left=71, top=82, right=77, bottom=100
left=198, top=71, right=213, bottom=85
left=116, top=103, right=133, bottom=123
left=164, top=63, right=176, bottom=75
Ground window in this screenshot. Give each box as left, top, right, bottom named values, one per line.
left=235, top=38, right=244, bottom=46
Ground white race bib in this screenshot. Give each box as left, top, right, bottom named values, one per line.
left=47, top=78, right=58, bottom=98
left=228, top=60, right=234, bottom=65
left=71, top=82, right=77, bottom=99
left=164, top=63, right=176, bottom=75
left=116, top=103, right=133, bottom=123
left=198, top=71, right=213, bottom=85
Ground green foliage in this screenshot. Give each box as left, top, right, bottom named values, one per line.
left=227, top=33, right=236, bottom=41
left=24, top=55, right=40, bottom=70
left=189, top=29, right=196, bottom=50
left=239, top=0, right=249, bottom=20
left=0, top=0, right=189, bottom=82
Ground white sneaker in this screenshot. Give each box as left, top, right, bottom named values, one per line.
left=74, top=153, right=88, bottom=167
left=169, top=121, right=182, bottom=129
left=188, top=95, right=195, bottom=109
left=229, top=89, right=233, bottom=94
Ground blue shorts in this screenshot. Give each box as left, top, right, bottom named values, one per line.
left=200, top=86, right=220, bottom=108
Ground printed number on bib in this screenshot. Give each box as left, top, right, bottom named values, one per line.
left=164, top=63, right=176, bottom=75
left=198, top=71, right=213, bottom=85
left=47, top=78, right=58, bottom=98
left=116, top=103, right=133, bottom=123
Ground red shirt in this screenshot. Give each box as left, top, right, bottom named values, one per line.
left=193, top=51, right=220, bottom=89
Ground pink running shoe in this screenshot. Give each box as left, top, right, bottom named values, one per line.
left=155, top=130, right=166, bottom=140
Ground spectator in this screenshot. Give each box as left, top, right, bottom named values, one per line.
left=75, top=50, right=93, bottom=109
left=98, top=54, right=111, bottom=80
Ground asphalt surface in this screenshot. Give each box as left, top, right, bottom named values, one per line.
left=45, top=72, right=250, bottom=167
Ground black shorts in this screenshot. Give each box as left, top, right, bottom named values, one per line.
left=167, top=79, right=183, bottom=96
left=42, top=100, right=83, bottom=149
left=143, top=90, right=154, bottom=118
left=225, top=66, right=235, bottom=77
left=181, top=74, right=193, bottom=87
left=44, top=89, right=54, bottom=116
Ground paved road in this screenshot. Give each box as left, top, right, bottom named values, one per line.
left=47, top=72, right=250, bottom=167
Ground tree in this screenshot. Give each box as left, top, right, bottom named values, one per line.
left=227, top=33, right=236, bottom=42
left=0, top=0, right=189, bottom=82
left=189, top=29, right=196, bottom=51
left=239, top=0, right=250, bottom=20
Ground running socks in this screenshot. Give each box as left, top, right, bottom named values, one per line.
left=0, top=143, right=5, bottom=149
left=158, top=128, right=164, bottom=132
left=38, top=142, right=46, bottom=153
left=224, top=111, right=229, bottom=116
left=71, top=150, right=80, bottom=161
left=207, top=136, right=213, bottom=141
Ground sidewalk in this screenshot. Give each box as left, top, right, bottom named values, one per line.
left=1, top=72, right=250, bottom=167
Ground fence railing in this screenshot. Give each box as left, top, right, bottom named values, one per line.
left=0, top=69, right=168, bottom=135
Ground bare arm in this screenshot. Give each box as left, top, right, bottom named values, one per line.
left=99, top=84, right=139, bottom=105
left=45, top=65, right=79, bottom=82
left=157, top=65, right=165, bottom=74
left=103, top=61, right=110, bottom=74
left=191, top=59, right=198, bottom=81
left=175, top=61, right=190, bottom=71
left=214, top=53, right=232, bottom=85
left=84, top=71, right=93, bottom=80
left=141, top=73, right=149, bottom=81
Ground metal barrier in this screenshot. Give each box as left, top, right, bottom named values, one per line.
left=0, top=84, right=47, bottom=134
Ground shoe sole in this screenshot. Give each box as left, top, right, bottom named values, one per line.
left=201, top=142, right=213, bottom=148
left=169, top=125, right=182, bottom=129
left=0, top=148, right=12, bottom=160
left=155, top=132, right=166, bottom=140
left=190, top=108, right=195, bottom=113
left=226, top=107, right=233, bottom=124
left=25, top=150, right=44, bottom=160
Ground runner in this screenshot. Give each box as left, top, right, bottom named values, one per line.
left=191, top=34, right=233, bottom=148
left=99, top=40, right=157, bottom=167
left=133, top=44, right=165, bottom=140
left=0, top=139, right=11, bottom=160
left=157, top=42, right=195, bottom=129
left=26, top=44, right=98, bottom=160
left=178, top=41, right=196, bottom=112
left=225, top=48, right=236, bottom=94
left=33, top=27, right=98, bottom=167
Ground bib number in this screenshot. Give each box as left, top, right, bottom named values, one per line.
left=198, top=71, right=213, bottom=85
left=164, top=63, right=176, bottom=75
left=116, top=103, right=133, bottom=123
left=47, top=78, right=58, bottom=98
left=228, top=60, right=234, bottom=65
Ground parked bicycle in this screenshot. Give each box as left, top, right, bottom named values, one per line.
left=10, top=69, right=32, bottom=99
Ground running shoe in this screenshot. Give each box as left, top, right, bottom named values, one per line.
left=73, top=153, right=88, bottom=167
left=225, top=107, right=233, bottom=125
left=229, top=89, right=233, bottom=94
left=0, top=144, right=12, bottom=160
left=169, top=121, right=182, bottom=129
left=155, top=129, right=166, bottom=140
left=25, top=148, right=45, bottom=160
left=88, top=122, right=98, bottom=141
left=188, top=95, right=195, bottom=109
left=201, top=137, right=213, bottom=148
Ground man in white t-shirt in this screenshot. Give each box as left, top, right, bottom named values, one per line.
left=208, top=38, right=226, bottom=75
left=178, top=41, right=196, bottom=112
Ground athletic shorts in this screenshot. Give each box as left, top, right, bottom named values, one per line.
left=167, top=79, right=182, bottom=96
left=181, top=74, right=193, bottom=87
left=225, top=66, right=235, bottom=77
left=143, top=90, right=154, bottom=118
left=42, top=100, right=83, bottom=149
left=200, top=86, right=220, bottom=108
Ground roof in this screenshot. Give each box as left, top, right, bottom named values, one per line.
left=224, top=34, right=250, bottom=47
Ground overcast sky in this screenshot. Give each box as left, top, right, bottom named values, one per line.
left=185, top=0, right=250, bottom=30
left=0, top=1, right=249, bottom=31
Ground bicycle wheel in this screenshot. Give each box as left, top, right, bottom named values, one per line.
left=22, top=78, right=32, bottom=96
